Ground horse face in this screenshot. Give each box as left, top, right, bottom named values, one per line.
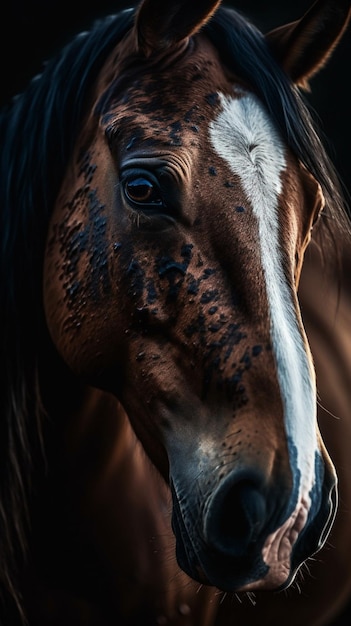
left=44, top=30, right=336, bottom=592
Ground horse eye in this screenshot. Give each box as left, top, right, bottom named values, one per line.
left=124, top=176, right=162, bottom=205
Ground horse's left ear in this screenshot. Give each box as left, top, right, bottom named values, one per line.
left=266, top=0, right=351, bottom=88
left=134, top=0, right=222, bottom=57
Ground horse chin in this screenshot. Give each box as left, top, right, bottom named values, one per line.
left=172, top=507, right=270, bottom=592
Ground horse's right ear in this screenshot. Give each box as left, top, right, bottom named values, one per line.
left=134, top=0, right=221, bottom=57
left=266, top=0, right=351, bottom=89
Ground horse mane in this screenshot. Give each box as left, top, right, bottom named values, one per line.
left=0, top=2, right=349, bottom=621
left=0, top=8, right=134, bottom=619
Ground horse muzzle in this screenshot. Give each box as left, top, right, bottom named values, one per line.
left=170, top=457, right=337, bottom=592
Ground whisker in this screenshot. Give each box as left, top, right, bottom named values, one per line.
left=246, top=591, right=257, bottom=606
left=316, top=402, right=341, bottom=420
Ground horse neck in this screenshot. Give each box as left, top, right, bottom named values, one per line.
left=45, top=386, right=216, bottom=623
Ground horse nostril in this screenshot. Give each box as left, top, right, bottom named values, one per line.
left=205, top=477, right=267, bottom=557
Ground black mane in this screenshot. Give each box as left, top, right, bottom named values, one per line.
left=0, top=8, right=134, bottom=619
left=0, top=3, right=348, bottom=621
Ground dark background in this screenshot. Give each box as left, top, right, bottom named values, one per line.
left=1, top=0, right=351, bottom=200
left=0, top=3, right=350, bottom=624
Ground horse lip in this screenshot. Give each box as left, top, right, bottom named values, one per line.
left=170, top=472, right=338, bottom=592
left=170, top=479, right=269, bottom=590
left=289, top=480, right=338, bottom=578
left=170, top=480, right=206, bottom=582
left=172, top=507, right=269, bottom=590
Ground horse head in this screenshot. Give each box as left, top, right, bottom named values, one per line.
left=43, top=0, right=350, bottom=593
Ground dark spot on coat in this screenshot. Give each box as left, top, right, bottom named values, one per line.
left=200, top=289, right=218, bottom=304
left=252, top=345, right=263, bottom=357
left=203, top=268, right=216, bottom=278
left=156, top=247, right=192, bottom=303
left=181, top=244, right=193, bottom=265
left=126, top=258, right=145, bottom=299
left=192, top=72, right=203, bottom=82
left=146, top=279, right=157, bottom=304
left=240, top=348, right=251, bottom=369
left=187, top=278, right=199, bottom=295
left=205, top=92, right=220, bottom=106
left=208, top=323, right=222, bottom=332
left=169, top=121, right=182, bottom=146
left=157, top=257, right=187, bottom=278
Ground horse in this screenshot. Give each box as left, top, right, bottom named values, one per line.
left=1, top=0, right=351, bottom=624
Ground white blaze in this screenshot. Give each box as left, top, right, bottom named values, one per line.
left=209, top=92, right=317, bottom=501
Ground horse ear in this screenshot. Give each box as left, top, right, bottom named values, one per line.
left=134, top=0, right=222, bottom=57
left=266, top=0, right=351, bottom=89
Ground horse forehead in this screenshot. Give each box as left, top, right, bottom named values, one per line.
left=96, top=34, right=237, bottom=138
